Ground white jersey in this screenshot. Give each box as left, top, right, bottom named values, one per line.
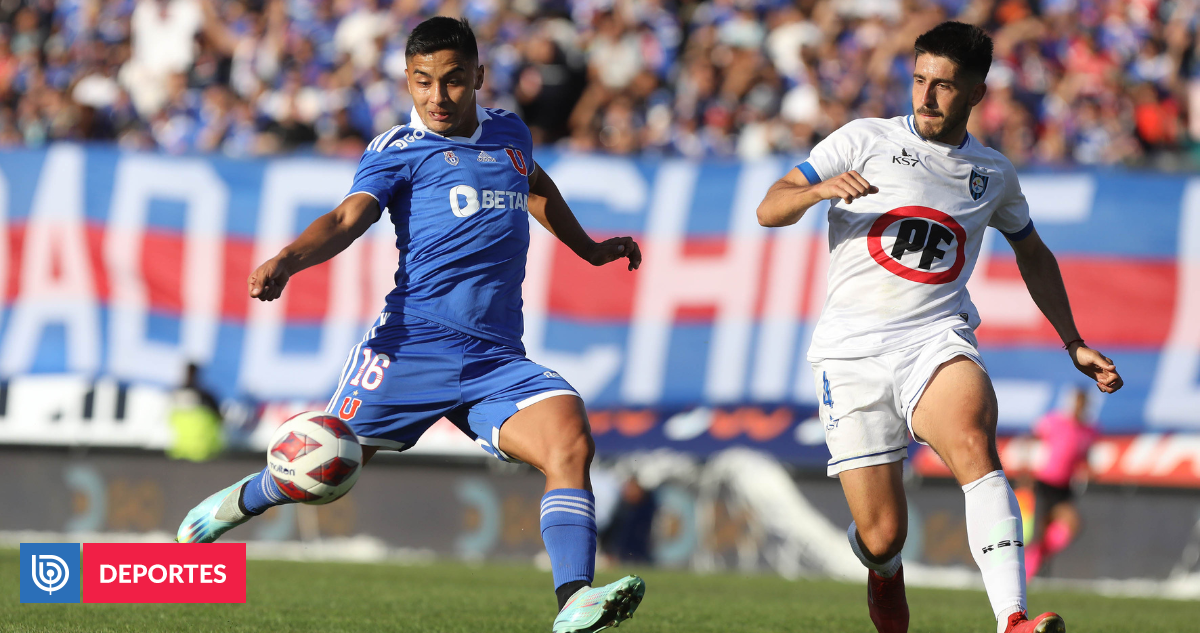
left=802, top=115, right=1032, bottom=360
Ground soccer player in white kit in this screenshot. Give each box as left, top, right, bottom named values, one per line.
left=756, top=22, right=1122, bottom=633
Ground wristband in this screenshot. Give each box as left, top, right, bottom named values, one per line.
left=1063, top=338, right=1084, bottom=350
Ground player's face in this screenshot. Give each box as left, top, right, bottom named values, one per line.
left=405, top=50, right=486, bottom=137
left=911, top=54, right=986, bottom=144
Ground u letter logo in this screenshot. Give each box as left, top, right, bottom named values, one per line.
left=338, top=397, right=362, bottom=421
left=505, top=148, right=528, bottom=176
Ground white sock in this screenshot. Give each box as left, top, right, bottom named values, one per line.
left=962, top=471, right=1026, bottom=632
left=847, top=522, right=902, bottom=578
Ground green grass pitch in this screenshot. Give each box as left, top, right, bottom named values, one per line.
left=2, top=549, right=1194, bottom=632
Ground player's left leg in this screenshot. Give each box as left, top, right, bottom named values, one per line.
left=496, top=396, right=644, bottom=632
left=455, top=337, right=644, bottom=632
left=911, top=356, right=1063, bottom=633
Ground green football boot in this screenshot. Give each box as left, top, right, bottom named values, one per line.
left=552, top=575, right=646, bottom=633
left=176, top=474, right=257, bottom=543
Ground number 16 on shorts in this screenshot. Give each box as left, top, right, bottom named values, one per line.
left=337, top=348, right=391, bottom=421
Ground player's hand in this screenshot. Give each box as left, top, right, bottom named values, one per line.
left=815, top=171, right=878, bottom=204
left=585, top=236, right=642, bottom=271
left=1070, top=344, right=1123, bottom=393
left=248, top=256, right=293, bottom=301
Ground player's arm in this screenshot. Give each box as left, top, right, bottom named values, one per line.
left=756, top=167, right=878, bottom=227
left=248, top=193, right=382, bottom=301
left=527, top=163, right=641, bottom=271
left=1008, top=228, right=1123, bottom=393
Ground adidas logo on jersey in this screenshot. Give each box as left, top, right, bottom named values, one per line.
left=477, top=151, right=496, bottom=163
left=892, top=148, right=919, bottom=167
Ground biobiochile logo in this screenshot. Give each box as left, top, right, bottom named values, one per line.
left=19, top=542, right=245, bottom=603
left=21, top=543, right=80, bottom=603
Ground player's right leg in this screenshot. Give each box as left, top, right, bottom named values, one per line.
left=175, top=447, right=380, bottom=543
left=839, top=462, right=910, bottom=633
left=813, top=356, right=911, bottom=633
left=177, top=312, right=453, bottom=543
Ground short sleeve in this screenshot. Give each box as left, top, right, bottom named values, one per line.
left=346, top=143, right=411, bottom=211
left=989, top=167, right=1034, bottom=241
left=796, top=120, right=873, bottom=184
left=508, top=110, right=536, bottom=177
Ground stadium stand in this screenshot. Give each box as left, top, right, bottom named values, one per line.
left=0, top=0, right=1191, bottom=165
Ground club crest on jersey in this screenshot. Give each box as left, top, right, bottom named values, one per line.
left=443, top=150, right=459, bottom=166
left=505, top=148, right=528, bottom=176
left=969, top=169, right=989, bottom=200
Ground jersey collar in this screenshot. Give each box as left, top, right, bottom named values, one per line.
left=905, top=115, right=970, bottom=152
left=408, top=104, right=491, bottom=143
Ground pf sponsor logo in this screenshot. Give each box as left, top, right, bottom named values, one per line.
left=867, top=206, right=967, bottom=284
left=21, top=543, right=80, bottom=603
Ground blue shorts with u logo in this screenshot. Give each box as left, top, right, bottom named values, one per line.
left=324, top=312, right=578, bottom=461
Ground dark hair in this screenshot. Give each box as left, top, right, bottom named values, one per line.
left=405, top=17, right=478, bottom=61
left=914, top=21, right=993, bottom=81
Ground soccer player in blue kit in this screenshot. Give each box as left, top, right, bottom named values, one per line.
left=176, top=17, right=645, bottom=632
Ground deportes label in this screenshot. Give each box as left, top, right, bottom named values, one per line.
left=82, top=543, right=245, bottom=603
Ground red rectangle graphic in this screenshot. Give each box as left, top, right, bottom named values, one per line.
left=81, top=543, right=246, bottom=603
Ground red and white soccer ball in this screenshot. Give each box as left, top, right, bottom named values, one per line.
left=266, top=411, right=362, bottom=505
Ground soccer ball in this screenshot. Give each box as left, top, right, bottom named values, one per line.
left=266, top=411, right=362, bottom=505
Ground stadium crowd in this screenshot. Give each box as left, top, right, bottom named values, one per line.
left=0, top=0, right=1192, bottom=166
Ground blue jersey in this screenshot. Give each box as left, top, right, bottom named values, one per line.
left=347, top=105, right=536, bottom=351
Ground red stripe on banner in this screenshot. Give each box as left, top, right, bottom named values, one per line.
left=81, top=543, right=245, bottom=603
left=975, top=258, right=1176, bottom=347
left=547, top=237, right=637, bottom=320
left=675, top=305, right=718, bottom=322
left=680, top=238, right=730, bottom=258
left=220, top=237, right=255, bottom=320
left=84, top=225, right=110, bottom=302
left=544, top=240, right=1175, bottom=346
left=142, top=229, right=183, bottom=313
left=283, top=258, right=332, bottom=321
left=5, top=225, right=21, bottom=301
left=0, top=223, right=1181, bottom=347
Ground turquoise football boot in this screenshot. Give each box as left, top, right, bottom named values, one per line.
left=176, top=474, right=257, bottom=543
left=552, top=575, right=646, bottom=633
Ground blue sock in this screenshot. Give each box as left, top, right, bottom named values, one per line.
left=540, top=489, right=597, bottom=590
left=239, top=467, right=295, bottom=515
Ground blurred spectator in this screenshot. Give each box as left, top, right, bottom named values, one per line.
left=600, top=475, right=659, bottom=564
left=167, top=362, right=225, bottom=462
left=1024, top=387, right=1097, bottom=580
left=0, top=0, right=1194, bottom=166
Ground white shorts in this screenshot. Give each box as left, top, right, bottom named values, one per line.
left=810, top=327, right=986, bottom=477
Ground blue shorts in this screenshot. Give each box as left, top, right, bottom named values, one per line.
left=324, top=312, right=578, bottom=461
